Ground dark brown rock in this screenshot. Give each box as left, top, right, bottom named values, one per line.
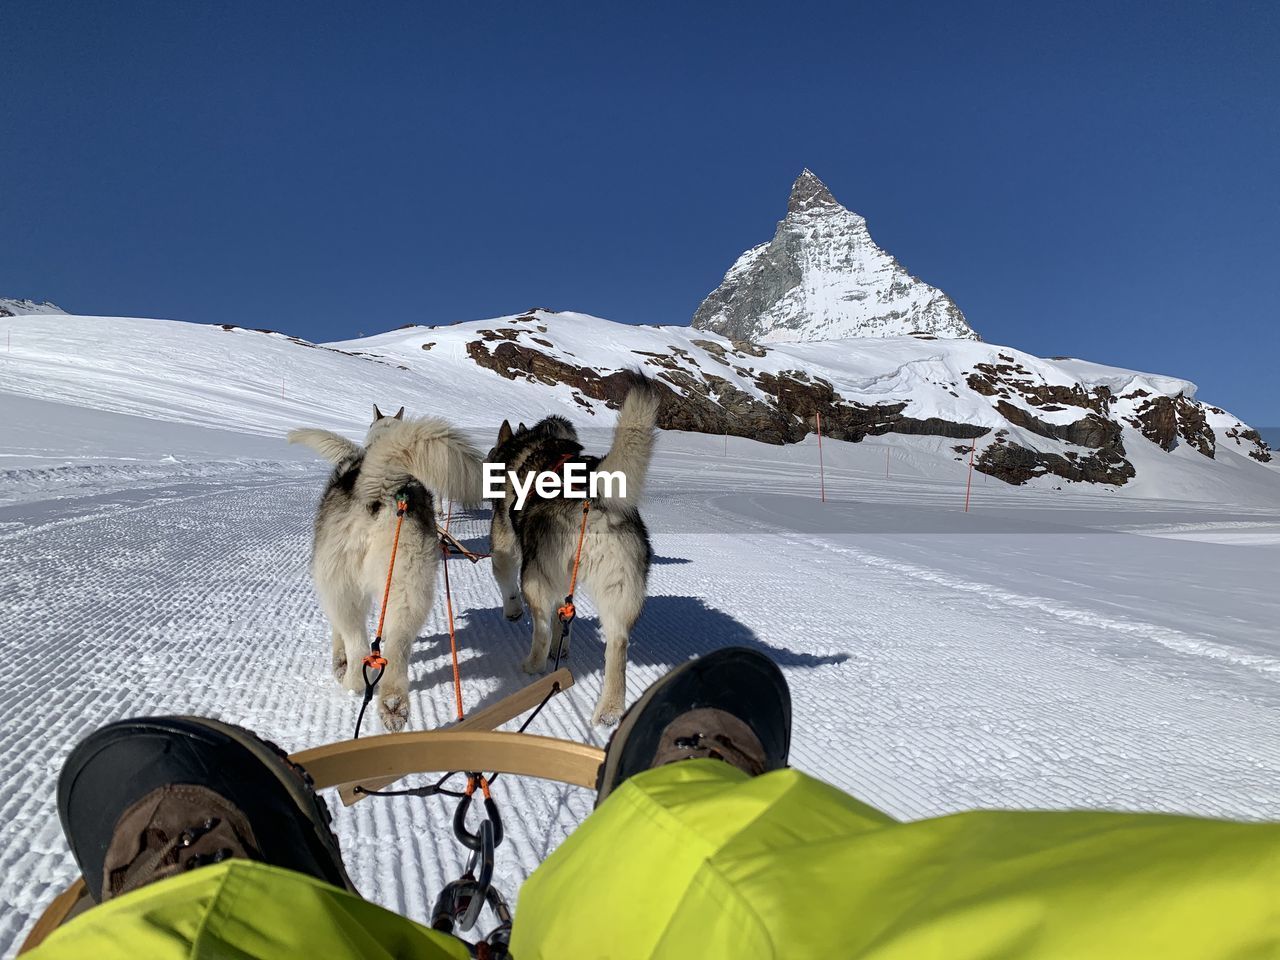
left=1130, top=396, right=1215, bottom=458
left=994, top=401, right=1122, bottom=451
left=468, top=339, right=992, bottom=447
left=1224, top=426, right=1272, bottom=463
left=977, top=442, right=1135, bottom=486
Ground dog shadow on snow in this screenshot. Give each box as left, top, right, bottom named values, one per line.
left=408, top=594, right=850, bottom=719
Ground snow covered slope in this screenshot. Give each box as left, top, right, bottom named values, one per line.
left=335, top=309, right=1274, bottom=501
left=1, top=310, right=1274, bottom=504
left=0, top=298, right=64, bottom=317
left=2, top=309, right=1280, bottom=957
left=692, top=171, right=976, bottom=342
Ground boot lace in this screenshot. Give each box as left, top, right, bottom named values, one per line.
left=673, top=732, right=766, bottom=776
left=117, top=817, right=227, bottom=896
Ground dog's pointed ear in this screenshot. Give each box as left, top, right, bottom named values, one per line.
left=497, top=419, right=514, bottom=445
left=393, top=407, right=405, bottom=420
left=373, top=404, right=384, bottom=421
left=517, top=422, right=527, bottom=433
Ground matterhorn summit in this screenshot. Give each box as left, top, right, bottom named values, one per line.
left=692, top=170, right=977, bottom=342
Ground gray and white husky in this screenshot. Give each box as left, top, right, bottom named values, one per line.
left=488, top=378, right=659, bottom=726
left=289, top=406, right=483, bottom=732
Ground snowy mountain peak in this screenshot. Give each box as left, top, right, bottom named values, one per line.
left=787, top=168, right=842, bottom=215
left=692, top=171, right=978, bottom=344
left=0, top=298, right=65, bottom=317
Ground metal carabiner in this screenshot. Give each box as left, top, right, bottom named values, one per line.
left=453, top=776, right=504, bottom=851
left=430, top=818, right=496, bottom=935
left=458, top=819, right=495, bottom=931
left=481, top=882, right=514, bottom=953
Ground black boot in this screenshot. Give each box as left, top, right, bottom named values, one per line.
left=58, top=716, right=355, bottom=902
left=596, top=647, right=791, bottom=806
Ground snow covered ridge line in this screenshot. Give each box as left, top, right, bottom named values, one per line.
left=340, top=309, right=1273, bottom=491
left=0, top=297, right=64, bottom=317
left=0, top=308, right=1272, bottom=497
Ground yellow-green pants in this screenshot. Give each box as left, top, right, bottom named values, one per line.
left=29, top=761, right=1280, bottom=959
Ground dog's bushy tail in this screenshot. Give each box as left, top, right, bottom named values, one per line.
left=287, top=428, right=362, bottom=464
left=598, top=373, right=661, bottom=508
left=358, top=417, right=486, bottom=508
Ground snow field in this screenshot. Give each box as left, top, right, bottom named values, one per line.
left=1, top=311, right=1278, bottom=957
left=2, top=433, right=1279, bottom=955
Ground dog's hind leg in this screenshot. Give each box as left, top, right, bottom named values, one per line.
left=376, top=551, right=434, bottom=733
left=489, top=508, right=524, bottom=621
left=590, top=568, right=646, bottom=726
left=318, top=578, right=369, bottom=693
left=520, top=571, right=557, bottom=675
left=594, top=620, right=630, bottom=726
left=330, top=628, right=347, bottom=684
left=492, top=546, right=524, bottom=622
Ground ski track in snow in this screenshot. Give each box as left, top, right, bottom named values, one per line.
left=1, top=455, right=1279, bottom=955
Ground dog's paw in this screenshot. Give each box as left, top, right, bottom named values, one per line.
left=332, top=654, right=348, bottom=685
left=592, top=698, right=624, bottom=727
left=521, top=654, right=548, bottom=675
left=341, top=665, right=366, bottom=693
left=378, top=692, right=409, bottom=732
left=503, top=599, right=524, bottom=621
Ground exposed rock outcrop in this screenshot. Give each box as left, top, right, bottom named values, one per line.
left=1127, top=395, right=1215, bottom=458
left=336, top=308, right=1273, bottom=492
left=977, top=439, right=1136, bottom=486
left=467, top=337, right=988, bottom=447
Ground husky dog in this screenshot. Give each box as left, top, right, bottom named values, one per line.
left=288, top=406, right=483, bottom=732
left=488, top=377, right=659, bottom=725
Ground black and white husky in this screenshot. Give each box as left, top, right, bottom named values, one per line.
left=288, top=406, right=483, bottom=732
left=487, top=378, right=659, bottom=725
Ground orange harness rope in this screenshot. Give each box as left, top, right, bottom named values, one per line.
left=557, top=500, right=590, bottom=623
left=553, top=500, right=590, bottom=669
left=545, top=450, right=590, bottom=623
left=368, top=497, right=408, bottom=667
left=440, top=501, right=465, bottom=720
left=354, top=495, right=408, bottom=738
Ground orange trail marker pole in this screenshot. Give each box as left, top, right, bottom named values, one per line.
left=885, top=446, right=890, bottom=480
left=816, top=411, right=826, bottom=503
left=964, top=436, right=977, bottom=513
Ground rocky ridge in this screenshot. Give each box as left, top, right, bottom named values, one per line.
left=342, top=309, right=1271, bottom=488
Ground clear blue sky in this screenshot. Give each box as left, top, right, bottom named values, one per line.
left=3, top=1, right=1277, bottom=423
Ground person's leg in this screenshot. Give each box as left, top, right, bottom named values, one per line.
left=513, top=648, right=1280, bottom=960
left=31, top=717, right=464, bottom=959
left=31, top=652, right=1280, bottom=960
left=28, top=861, right=467, bottom=960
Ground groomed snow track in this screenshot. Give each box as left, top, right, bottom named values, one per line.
left=2, top=449, right=1279, bottom=956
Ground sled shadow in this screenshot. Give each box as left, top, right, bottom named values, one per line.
left=408, top=594, right=848, bottom=716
